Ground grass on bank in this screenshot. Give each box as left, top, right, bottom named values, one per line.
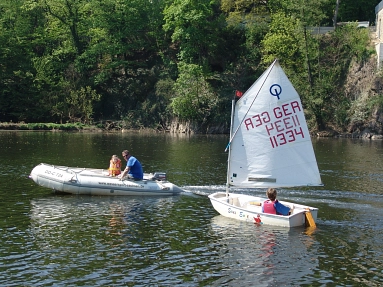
left=0, top=122, right=99, bottom=131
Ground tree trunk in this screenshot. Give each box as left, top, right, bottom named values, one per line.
left=333, top=0, right=340, bottom=29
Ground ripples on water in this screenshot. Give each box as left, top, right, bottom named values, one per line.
left=0, top=133, right=383, bottom=286
left=1, top=189, right=381, bottom=286
left=1, top=195, right=317, bottom=286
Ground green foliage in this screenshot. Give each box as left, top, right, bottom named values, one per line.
left=268, top=0, right=329, bottom=26
left=221, top=0, right=269, bottom=28
left=0, top=0, right=43, bottom=122
left=82, top=0, right=167, bottom=119
left=117, top=78, right=175, bottom=129
left=348, top=97, right=370, bottom=125
left=121, top=110, right=144, bottom=129
left=367, top=94, right=383, bottom=111
left=163, top=0, right=222, bottom=64
left=349, top=94, right=383, bottom=128
left=259, top=4, right=374, bottom=131
left=243, top=18, right=269, bottom=64
left=305, top=25, right=372, bottom=130
left=0, top=122, right=89, bottom=131
left=335, top=23, right=373, bottom=61
left=338, top=0, right=381, bottom=24
left=261, top=12, right=305, bottom=69
left=0, top=0, right=379, bottom=133
left=170, top=63, right=219, bottom=121
left=66, top=86, right=101, bottom=124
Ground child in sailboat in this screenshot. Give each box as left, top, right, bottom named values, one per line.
left=262, top=188, right=292, bottom=216
left=108, top=155, right=122, bottom=176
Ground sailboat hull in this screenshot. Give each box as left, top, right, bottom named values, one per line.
left=208, top=192, right=318, bottom=228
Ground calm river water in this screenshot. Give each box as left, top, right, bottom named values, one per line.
left=0, top=131, right=382, bottom=286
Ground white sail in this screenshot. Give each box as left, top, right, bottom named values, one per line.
left=227, top=60, right=322, bottom=188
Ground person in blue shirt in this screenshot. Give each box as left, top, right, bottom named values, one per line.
left=119, top=150, right=143, bottom=181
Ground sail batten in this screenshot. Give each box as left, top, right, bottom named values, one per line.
left=227, top=60, right=322, bottom=189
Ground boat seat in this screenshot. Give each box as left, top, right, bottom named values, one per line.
left=214, top=193, right=227, bottom=199
left=229, top=197, right=242, bottom=207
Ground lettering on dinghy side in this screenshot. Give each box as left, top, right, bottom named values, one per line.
left=44, top=170, right=64, bottom=178
left=229, top=208, right=252, bottom=220
left=98, top=181, right=144, bottom=188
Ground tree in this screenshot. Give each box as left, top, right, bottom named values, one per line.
left=221, top=0, right=270, bottom=27
left=262, top=0, right=334, bottom=130
left=163, top=0, right=222, bottom=65
left=34, top=0, right=88, bottom=55
left=0, top=0, right=45, bottom=122
left=261, top=12, right=306, bottom=70
left=79, top=0, right=167, bottom=119
left=66, top=86, right=101, bottom=123
left=316, top=24, right=372, bottom=129
left=170, top=62, right=219, bottom=122
left=333, top=0, right=340, bottom=27
left=337, top=0, right=381, bottom=24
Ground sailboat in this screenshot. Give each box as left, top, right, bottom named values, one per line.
left=208, top=59, right=322, bottom=228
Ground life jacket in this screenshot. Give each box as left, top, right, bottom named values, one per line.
left=108, top=159, right=121, bottom=176
left=263, top=200, right=277, bottom=214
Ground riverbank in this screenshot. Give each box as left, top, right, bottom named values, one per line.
left=2, top=121, right=383, bottom=139
left=0, top=120, right=226, bottom=134
left=0, top=121, right=171, bottom=133
left=0, top=122, right=102, bottom=132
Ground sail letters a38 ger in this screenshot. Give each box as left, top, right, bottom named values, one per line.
left=243, top=99, right=304, bottom=149
left=208, top=59, right=322, bottom=227
left=227, top=59, right=322, bottom=189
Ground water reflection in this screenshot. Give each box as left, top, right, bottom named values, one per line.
left=209, top=216, right=319, bottom=286
left=107, top=203, right=125, bottom=237
left=27, top=195, right=222, bottom=285
left=29, top=196, right=179, bottom=248
left=2, top=131, right=383, bottom=194
left=314, top=138, right=383, bottom=194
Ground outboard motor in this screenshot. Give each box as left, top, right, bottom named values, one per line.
left=153, top=172, right=167, bottom=181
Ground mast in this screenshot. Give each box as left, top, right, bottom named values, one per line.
left=225, top=60, right=277, bottom=150
left=225, top=97, right=236, bottom=196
